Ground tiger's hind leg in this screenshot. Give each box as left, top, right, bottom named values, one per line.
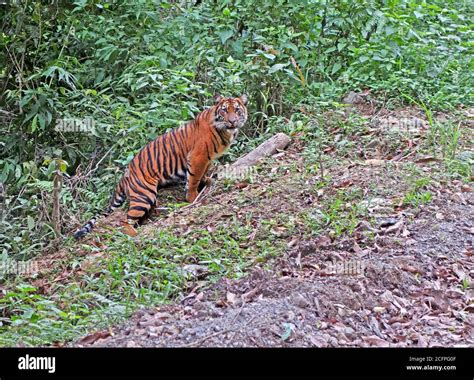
left=149, top=197, right=163, bottom=216
left=122, top=194, right=157, bottom=236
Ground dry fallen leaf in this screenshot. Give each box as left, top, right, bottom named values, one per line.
left=461, top=226, right=474, bottom=235
left=226, top=292, right=239, bottom=305
left=415, top=155, right=440, bottom=164
left=242, top=287, right=260, bottom=303
left=383, top=219, right=404, bottom=234
left=195, top=292, right=204, bottom=302
left=314, top=235, right=332, bottom=248
left=362, top=335, right=390, bottom=347
left=235, top=182, right=249, bottom=189
left=334, top=179, right=354, bottom=188
left=78, top=330, right=111, bottom=345
left=287, top=238, right=299, bottom=248
left=364, top=159, right=386, bottom=166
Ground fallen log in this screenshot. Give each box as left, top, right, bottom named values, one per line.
left=232, top=132, right=291, bottom=169
left=216, top=132, right=291, bottom=180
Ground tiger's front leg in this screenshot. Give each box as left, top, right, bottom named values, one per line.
left=186, top=157, right=210, bottom=203
left=198, top=176, right=212, bottom=192
left=198, top=163, right=213, bottom=192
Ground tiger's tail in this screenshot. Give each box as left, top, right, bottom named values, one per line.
left=73, top=175, right=128, bottom=240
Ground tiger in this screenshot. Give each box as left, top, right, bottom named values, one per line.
left=73, top=94, right=248, bottom=239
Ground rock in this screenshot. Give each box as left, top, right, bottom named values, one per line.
left=309, top=334, right=329, bottom=347
left=182, top=264, right=209, bottom=278
left=378, top=218, right=399, bottom=228
left=344, top=327, right=356, bottom=339
left=343, top=91, right=364, bottom=105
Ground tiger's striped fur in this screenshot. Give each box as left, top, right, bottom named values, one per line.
left=74, top=94, right=248, bottom=239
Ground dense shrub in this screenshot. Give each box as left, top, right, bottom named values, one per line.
left=0, top=0, right=472, bottom=258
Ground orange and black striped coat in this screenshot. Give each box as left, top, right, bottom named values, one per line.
left=74, top=94, right=248, bottom=239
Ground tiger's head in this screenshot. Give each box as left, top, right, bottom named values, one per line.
left=213, top=94, right=248, bottom=133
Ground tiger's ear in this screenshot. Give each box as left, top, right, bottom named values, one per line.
left=239, top=94, right=248, bottom=105
left=213, top=94, right=223, bottom=104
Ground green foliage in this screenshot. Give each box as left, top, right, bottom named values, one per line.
left=0, top=0, right=472, bottom=347
left=0, top=1, right=472, bottom=261
left=403, top=177, right=433, bottom=207
left=305, top=188, right=367, bottom=237
left=0, top=218, right=280, bottom=345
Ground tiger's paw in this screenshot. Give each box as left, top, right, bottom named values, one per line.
left=186, top=190, right=198, bottom=203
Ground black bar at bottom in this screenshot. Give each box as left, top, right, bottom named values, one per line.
left=0, top=347, right=472, bottom=379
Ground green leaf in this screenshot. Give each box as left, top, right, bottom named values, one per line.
left=414, top=11, right=423, bottom=19
left=216, top=67, right=225, bottom=78
left=281, top=323, right=293, bottom=341
left=232, top=39, right=244, bottom=56
left=331, top=62, right=342, bottom=75
left=38, top=114, right=46, bottom=130
left=337, top=42, right=346, bottom=52
left=27, top=216, right=35, bottom=230
left=16, top=284, right=37, bottom=293
left=46, top=161, right=56, bottom=177
left=31, top=115, right=38, bottom=132
left=284, top=42, right=298, bottom=52
left=262, top=52, right=276, bottom=60
left=268, top=63, right=288, bottom=74
left=19, top=94, right=33, bottom=108
left=15, top=165, right=22, bottom=179
left=58, top=160, right=68, bottom=173
left=217, top=29, right=234, bottom=45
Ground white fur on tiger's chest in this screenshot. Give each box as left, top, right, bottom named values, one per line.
left=228, top=128, right=239, bottom=143
left=211, top=130, right=238, bottom=159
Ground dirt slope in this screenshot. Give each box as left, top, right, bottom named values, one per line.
left=65, top=103, right=474, bottom=347
left=75, top=145, right=473, bottom=347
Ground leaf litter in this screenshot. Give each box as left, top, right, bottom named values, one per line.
left=73, top=101, right=473, bottom=348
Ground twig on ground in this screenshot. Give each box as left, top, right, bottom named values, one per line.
left=180, top=329, right=233, bottom=347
